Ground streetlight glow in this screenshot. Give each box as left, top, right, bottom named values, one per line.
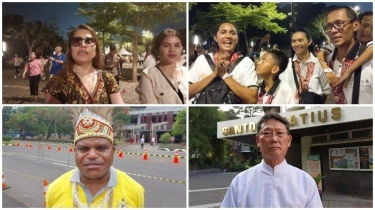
left=3, top=42, right=6, bottom=52
left=194, top=35, right=199, bottom=45
left=353, top=6, right=360, bottom=12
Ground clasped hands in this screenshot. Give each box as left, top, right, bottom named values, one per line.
left=213, top=52, right=230, bottom=77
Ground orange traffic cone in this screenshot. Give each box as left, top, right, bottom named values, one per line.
left=47, top=144, right=51, bottom=150
left=69, top=144, right=73, bottom=152
left=2, top=171, right=10, bottom=189
left=57, top=145, right=61, bottom=152
left=44, top=179, right=49, bottom=207
left=143, top=150, right=148, bottom=160
left=118, top=148, right=123, bottom=158
left=25, top=142, right=28, bottom=148
left=173, top=151, right=179, bottom=164
left=38, top=143, right=42, bottom=149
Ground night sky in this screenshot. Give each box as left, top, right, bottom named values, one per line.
left=2, top=2, right=187, bottom=39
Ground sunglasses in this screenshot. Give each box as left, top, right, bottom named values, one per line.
left=71, top=37, right=96, bottom=47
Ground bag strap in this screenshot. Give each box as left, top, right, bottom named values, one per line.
left=155, top=65, right=184, bottom=103
left=102, top=70, right=112, bottom=104
left=291, top=60, right=300, bottom=94
left=204, top=54, right=215, bottom=71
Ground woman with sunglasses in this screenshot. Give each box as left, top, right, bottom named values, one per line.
left=42, top=24, right=123, bottom=104
left=136, top=29, right=187, bottom=104
left=279, top=29, right=330, bottom=104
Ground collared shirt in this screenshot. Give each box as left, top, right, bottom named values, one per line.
left=258, top=81, right=296, bottom=104
left=70, top=166, right=117, bottom=204
left=221, top=159, right=323, bottom=208
left=327, top=41, right=373, bottom=104
left=279, top=53, right=330, bottom=101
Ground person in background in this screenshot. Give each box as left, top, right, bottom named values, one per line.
left=104, top=45, right=121, bottom=86
left=12, top=53, right=21, bottom=78
left=22, top=52, right=44, bottom=102
left=49, top=45, right=66, bottom=78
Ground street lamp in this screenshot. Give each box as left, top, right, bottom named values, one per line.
left=250, top=41, right=254, bottom=47
left=3, top=42, right=6, bottom=52
left=194, top=35, right=199, bottom=48
left=353, top=6, right=360, bottom=14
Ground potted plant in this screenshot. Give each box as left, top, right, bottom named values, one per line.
left=313, top=174, right=325, bottom=200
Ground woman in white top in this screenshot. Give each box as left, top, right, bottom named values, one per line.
left=137, top=29, right=187, bottom=104
left=189, top=21, right=258, bottom=104
left=280, top=29, right=330, bottom=104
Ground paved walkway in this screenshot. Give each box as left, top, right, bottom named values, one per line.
left=322, top=192, right=373, bottom=208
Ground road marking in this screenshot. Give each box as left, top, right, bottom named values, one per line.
left=189, top=187, right=228, bottom=192
left=52, top=162, right=76, bottom=168
left=2, top=167, right=45, bottom=180
left=126, top=172, right=186, bottom=185
left=190, top=202, right=222, bottom=208
left=117, top=151, right=186, bottom=159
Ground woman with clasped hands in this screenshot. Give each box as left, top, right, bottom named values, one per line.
left=136, top=29, right=187, bottom=104
left=188, top=21, right=258, bottom=104
left=42, top=24, right=124, bottom=104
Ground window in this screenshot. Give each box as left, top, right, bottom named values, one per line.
left=329, top=146, right=372, bottom=171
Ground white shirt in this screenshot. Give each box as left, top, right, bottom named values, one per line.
left=189, top=53, right=258, bottom=88
left=259, top=81, right=296, bottom=104
left=221, top=159, right=323, bottom=208
left=143, top=55, right=157, bottom=69
left=327, top=42, right=373, bottom=104
left=279, top=53, right=330, bottom=100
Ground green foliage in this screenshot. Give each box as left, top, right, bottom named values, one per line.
left=2, top=136, right=12, bottom=142
left=172, top=109, right=186, bottom=136
left=192, top=2, right=287, bottom=38
left=159, top=132, right=171, bottom=144
left=313, top=173, right=326, bottom=186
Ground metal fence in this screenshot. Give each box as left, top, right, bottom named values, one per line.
left=17, top=141, right=75, bottom=168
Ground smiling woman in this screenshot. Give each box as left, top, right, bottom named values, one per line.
left=41, top=25, right=124, bottom=104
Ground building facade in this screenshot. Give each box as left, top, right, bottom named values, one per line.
left=217, top=106, right=373, bottom=198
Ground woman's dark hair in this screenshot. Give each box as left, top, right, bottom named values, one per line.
left=62, top=24, right=103, bottom=74
left=212, top=21, right=247, bottom=56
left=257, top=109, right=290, bottom=134
left=151, top=29, right=184, bottom=61
left=267, top=49, right=289, bottom=80
left=290, top=28, right=315, bottom=58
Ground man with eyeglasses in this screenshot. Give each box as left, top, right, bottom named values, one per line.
left=221, top=110, right=322, bottom=208
left=49, top=45, right=66, bottom=79
left=319, top=6, right=372, bottom=104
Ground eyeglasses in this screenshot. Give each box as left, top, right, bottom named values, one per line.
left=260, top=131, right=288, bottom=138
left=71, top=37, right=96, bottom=47
left=323, top=20, right=353, bottom=33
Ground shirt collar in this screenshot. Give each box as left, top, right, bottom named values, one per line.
left=260, top=159, right=288, bottom=175
left=292, top=52, right=316, bottom=64
left=71, top=166, right=117, bottom=187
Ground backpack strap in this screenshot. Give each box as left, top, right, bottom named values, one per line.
left=204, top=54, right=215, bottom=71
left=291, top=60, right=300, bottom=94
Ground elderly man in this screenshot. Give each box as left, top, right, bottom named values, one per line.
left=45, top=108, right=144, bottom=207
left=221, top=110, right=322, bottom=207
left=320, top=6, right=372, bottom=104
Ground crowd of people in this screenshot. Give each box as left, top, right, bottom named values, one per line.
left=7, top=6, right=372, bottom=105
left=188, top=6, right=373, bottom=105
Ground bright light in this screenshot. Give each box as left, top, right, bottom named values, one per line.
left=251, top=41, right=254, bottom=47
left=194, top=35, right=199, bottom=45
left=2, top=42, right=6, bottom=52
left=353, top=6, right=360, bottom=12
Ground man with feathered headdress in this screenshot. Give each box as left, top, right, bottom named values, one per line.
left=45, top=108, right=144, bottom=208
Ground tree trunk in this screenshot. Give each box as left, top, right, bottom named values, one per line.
left=132, top=20, right=139, bottom=83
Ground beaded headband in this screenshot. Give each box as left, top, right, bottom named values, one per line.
left=74, top=109, right=113, bottom=144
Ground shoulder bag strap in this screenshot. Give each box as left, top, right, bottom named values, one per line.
left=291, top=61, right=300, bottom=94
left=155, top=65, right=184, bottom=103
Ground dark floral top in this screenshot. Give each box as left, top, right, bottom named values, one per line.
left=42, top=70, right=119, bottom=104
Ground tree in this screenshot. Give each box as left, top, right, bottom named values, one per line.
left=159, top=132, right=171, bottom=144
left=2, top=107, right=17, bottom=135
left=4, top=18, right=64, bottom=56
left=78, top=2, right=186, bottom=82
left=310, top=12, right=331, bottom=45
left=191, top=2, right=287, bottom=39
left=172, top=109, right=186, bottom=137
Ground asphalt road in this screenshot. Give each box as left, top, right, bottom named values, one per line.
left=189, top=172, right=239, bottom=208
left=2, top=144, right=187, bottom=208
